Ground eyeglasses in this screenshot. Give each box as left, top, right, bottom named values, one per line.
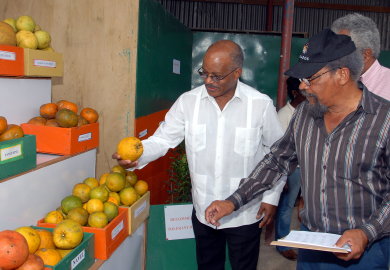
left=299, top=67, right=341, bottom=86
left=198, top=67, right=239, bottom=82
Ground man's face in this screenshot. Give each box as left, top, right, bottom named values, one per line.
left=201, top=50, right=241, bottom=99
left=299, top=67, right=339, bottom=117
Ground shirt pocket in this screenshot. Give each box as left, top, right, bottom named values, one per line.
left=186, top=123, right=206, bottom=152
left=234, top=127, right=261, bottom=157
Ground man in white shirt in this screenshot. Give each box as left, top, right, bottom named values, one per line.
left=331, top=13, right=390, bottom=100
left=113, top=40, right=285, bottom=270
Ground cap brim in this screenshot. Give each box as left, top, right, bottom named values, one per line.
left=284, top=62, right=327, bottom=79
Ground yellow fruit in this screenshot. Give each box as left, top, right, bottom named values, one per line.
left=111, top=165, right=126, bottom=176
left=105, top=172, right=126, bottom=192
left=16, top=30, right=38, bottom=49
left=103, top=202, right=119, bottom=222
left=37, top=229, right=55, bottom=250
left=119, top=187, right=138, bottom=206
left=53, top=220, right=83, bottom=249
left=67, top=207, right=89, bottom=226
left=15, top=226, right=41, bottom=253
left=56, top=109, right=78, bottom=128
left=72, top=183, right=91, bottom=203
left=90, top=186, right=109, bottom=202
left=126, top=171, right=138, bottom=186
left=34, top=24, right=41, bottom=32
left=16, top=15, right=36, bottom=32
left=61, top=195, right=83, bottom=214
left=56, top=248, right=73, bottom=258
left=44, top=210, right=64, bottom=224
left=42, top=46, right=54, bottom=52
left=83, top=177, right=99, bottom=189
left=117, top=137, right=143, bottom=161
left=34, top=30, right=51, bottom=49
left=35, top=248, right=62, bottom=266
left=108, top=192, right=121, bottom=206
left=88, top=212, right=108, bottom=228
left=134, top=180, right=149, bottom=196
left=99, top=173, right=109, bottom=185
left=85, top=198, right=104, bottom=214
left=0, top=22, right=16, bottom=46
left=3, top=18, right=17, bottom=32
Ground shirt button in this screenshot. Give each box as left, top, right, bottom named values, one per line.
left=323, top=165, right=327, bottom=170
left=321, top=189, right=325, bottom=193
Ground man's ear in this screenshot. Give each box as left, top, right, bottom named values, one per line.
left=362, top=48, right=373, bottom=62
left=337, top=67, right=350, bottom=86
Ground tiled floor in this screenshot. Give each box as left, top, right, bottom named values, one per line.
left=257, top=207, right=300, bottom=270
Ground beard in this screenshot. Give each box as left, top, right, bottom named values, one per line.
left=300, top=91, right=328, bottom=118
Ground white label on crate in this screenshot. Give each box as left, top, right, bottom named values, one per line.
left=78, top=133, right=92, bottom=142
left=135, top=200, right=147, bottom=218
left=1, top=144, right=22, bottom=161
left=33, top=59, right=56, bottom=68
left=0, top=50, right=16, bottom=61
left=139, top=129, right=147, bottom=138
left=71, top=249, right=85, bottom=270
left=111, top=220, right=124, bottom=240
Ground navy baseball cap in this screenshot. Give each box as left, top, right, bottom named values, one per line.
left=285, top=28, right=356, bottom=79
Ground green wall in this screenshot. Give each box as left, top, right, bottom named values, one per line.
left=379, top=51, right=390, bottom=68
left=192, top=32, right=307, bottom=103
left=136, top=0, right=193, bottom=117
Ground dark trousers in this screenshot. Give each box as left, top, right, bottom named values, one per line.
left=192, top=209, right=261, bottom=270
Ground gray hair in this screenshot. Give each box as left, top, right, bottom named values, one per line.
left=331, top=13, right=381, bottom=58
left=326, top=49, right=364, bottom=82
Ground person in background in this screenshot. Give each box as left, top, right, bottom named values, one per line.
left=274, top=77, right=305, bottom=261
left=331, top=12, right=390, bottom=100
left=205, top=29, right=390, bottom=270
left=113, top=40, right=286, bottom=270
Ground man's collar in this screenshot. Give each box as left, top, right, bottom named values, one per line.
left=358, top=81, right=378, bottom=115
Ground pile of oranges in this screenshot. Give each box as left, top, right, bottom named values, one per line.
left=27, top=100, right=99, bottom=128
left=44, top=165, right=148, bottom=229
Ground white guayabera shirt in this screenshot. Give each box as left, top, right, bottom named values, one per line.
left=136, top=80, right=286, bottom=229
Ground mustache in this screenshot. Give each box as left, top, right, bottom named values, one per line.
left=206, top=83, right=219, bottom=89
left=300, top=90, right=317, bottom=98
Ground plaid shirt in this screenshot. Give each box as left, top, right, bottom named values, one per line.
left=228, top=85, right=390, bottom=243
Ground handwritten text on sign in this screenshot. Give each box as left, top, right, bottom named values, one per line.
left=164, top=204, right=194, bottom=240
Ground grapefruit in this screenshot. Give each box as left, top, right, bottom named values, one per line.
left=16, top=16, right=36, bottom=32
left=103, top=202, right=119, bottom=221
left=53, top=220, right=83, bottom=249
left=15, top=253, right=44, bottom=270
left=14, top=227, right=41, bottom=254
left=105, top=172, right=126, bottom=192
left=111, top=165, right=126, bottom=176
left=67, top=207, right=89, bottom=226
left=44, top=210, right=64, bottom=224
left=119, top=187, right=138, bottom=206
left=126, top=171, right=138, bottom=186
left=72, top=183, right=91, bottom=203
left=90, top=185, right=109, bottom=202
left=0, top=230, right=29, bottom=270
left=83, top=177, right=99, bottom=189
left=134, top=180, right=149, bottom=196
left=36, top=229, right=55, bottom=249
left=85, top=198, right=104, bottom=214
left=35, top=248, right=62, bottom=266
left=88, top=212, right=108, bottom=228
left=16, top=30, right=38, bottom=49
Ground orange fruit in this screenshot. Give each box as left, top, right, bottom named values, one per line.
left=67, top=207, right=89, bottom=226
left=61, top=195, right=83, bottom=214
left=56, top=109, right=78, bottom=128
left=72, top=183, right=91, bottom=203
left=134, top=180, right=149, bottom=196
left=107, top=196, right=119, bottom=206
left=119, top=187, right=138, bottom=206
left=0, top=230, right=29, bottom=270
left=103, top=202, right=119, bottom=221
left=27, top=116, right=47, bottom=125
left=126, top=171, right=138, bottom=186
left=90, top=185, right=109, bottom=202
left=88, top=212, right=108, bottom=228
left=40, top=103, right=58, bottom=119
left=44, top=210, right=64, bottom=224
left=56, top=100, right=78, bottom=113
left=35, top=248, right=62, bottom=266
left=83, top=177, right=99, bottom=189
left=117, top=137, right=143, bottom=161
left=105, top=172, right=126, bottom=192
left=111, top=165, right=126, bottom=176
left=56, top=248, right=73, bottom=258
left=0, top=124, right=24, bottom=142
left=15, top=226, right=41, bottom=253
left=85, top=198, right=104, bottom=214
left=15, top=253, right=44, bottom=270
left=46, top=119, right=59, bottom=127
left=0, top=116, right=8, bottom=135
left=53, top=220, right=83, bottom=249
left=80, top=107, right=99, bottom=124
left=37, top=229, right=55, bottom=249
left=99, top=173, right=109, bottom=185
